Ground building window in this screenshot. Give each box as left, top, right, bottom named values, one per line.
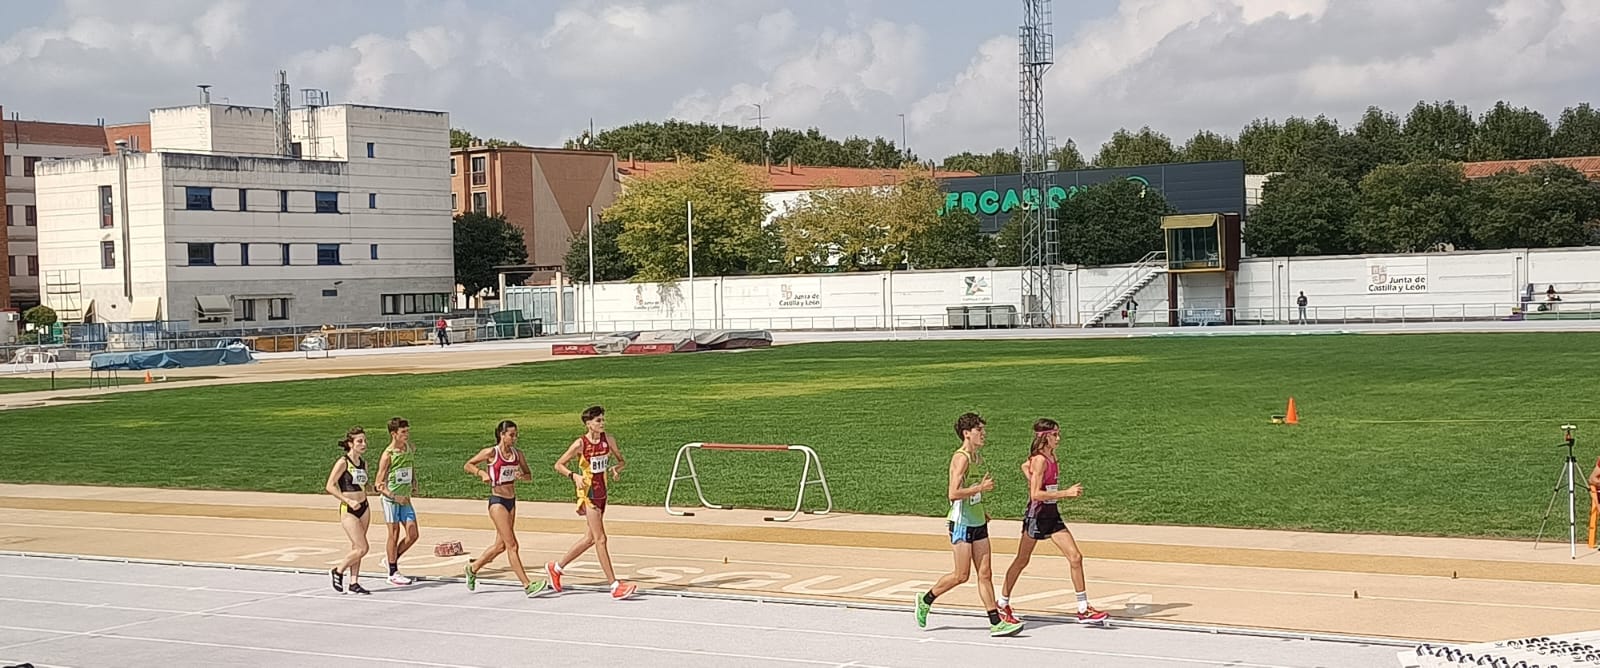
left=240, top=243, right=250, bottom=266
left=25, top=205, right=36, bottom=226
left=185, top=187, right=213, bottom=211
left=268, top=298, right=289, bottom=320
left=366, top=142, right=375, bottom=158
left=450, top=159, right=456, bottom=176
left=101, top=241, right=116, bottom=269
left=382, top=293, right=449, bottom=315
left=100, top=186, right=114, bottom=228
left=239, top=189, right=249, bottom=211
left=290, top=142, right=302, bottom=159
left=368, top=193, right=377, bottom=209
left=280, top=243, right=291, bottom=265
left=316, top=243, right=340, bottom=266
left=471, top=156, right=485, bottom=172
left=187, top=242, right=216, bottom=266
left=315, top=191, right=339, bottom=213
left=369, top=244, right=379, bottom=260
left=23, top=156, right=39, bottom=177
left=3, top=157, right=10, bottom=176
left=28, top=256, right=38, bottom=277
left=279, top=190, right=289, bottom=212
left=235, top=299, right=256, bottom=322
left=322, top=289, right=338, bottom=297
left=472, top=192, right=487, bottom=213
left=5, top=206, right=13, bottom=226
left=6, top=256, right=14, bottom=277
left=451, top=193, right=458, bottom=211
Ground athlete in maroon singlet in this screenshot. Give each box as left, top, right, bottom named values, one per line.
left=547, top=405, right=637, bottom=600
left=996, top=418, right=1108, bottom=624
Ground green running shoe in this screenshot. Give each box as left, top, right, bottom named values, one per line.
left=990, top=619, right=1024, bottom=637
left=465, top=564, right=477, bottom=591
left=915, top=595, right=931, bottom=628
left=525, top=579, right=548, bottom=597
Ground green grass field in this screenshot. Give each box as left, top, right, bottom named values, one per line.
left=2, top=333, right=1596, bottom=539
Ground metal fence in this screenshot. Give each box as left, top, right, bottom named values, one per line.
left=1, top=309, right=553, bottom=364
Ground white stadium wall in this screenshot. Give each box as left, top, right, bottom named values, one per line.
left=552, top=246, right=1600, bottom=332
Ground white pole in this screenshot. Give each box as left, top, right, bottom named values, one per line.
left=587, top=205, right=595, bottom=340
left=687, top=200, right=696, bottom=335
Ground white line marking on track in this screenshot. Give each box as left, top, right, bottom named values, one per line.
left=0, top=626, right=480, bottom=668
left=0, top=574, right=1309, bottom=667
left=0, top=587, right=302, bottom=654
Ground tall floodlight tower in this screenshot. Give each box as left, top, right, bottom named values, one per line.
left=1019, top=0, right=1057, bottom=327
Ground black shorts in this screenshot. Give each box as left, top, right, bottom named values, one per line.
left=947, top=521, right=990, bottom=544
left=341, top=500, right=369, bottom=519
left=488, top=495, right=516, bottom=511
left=1023, top=506, right=1066, bottom=540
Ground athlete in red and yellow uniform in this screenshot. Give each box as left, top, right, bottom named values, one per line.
left=547, top=405, right=637, bottom=600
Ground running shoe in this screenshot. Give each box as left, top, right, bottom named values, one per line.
left=524, top=580, right=548, bottom=597
left=545, top=561, right=563, bottom=592
left=1077, top=606, right=1109, bottom=624
left=914, top=595, right=931, bottom=628
left=330, top=568, right=344, bottom=593
left=388, top=573, right=414, bottom=586
left=998, top=604, right=1020, bottom=625
left=347, top=583, right=372, bottom=595
left=990, top=619, right=1024, bottom=637
left=465, top=564, right=477, bottom=591
left=611, top=582, right=638, bottom=600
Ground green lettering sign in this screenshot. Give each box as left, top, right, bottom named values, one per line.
left=938, top=176, right=1154, bottom=216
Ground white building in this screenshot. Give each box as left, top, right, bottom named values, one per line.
left=3, top=114, right=116, bottom=310
left=35, top=102, right=453, bottom=329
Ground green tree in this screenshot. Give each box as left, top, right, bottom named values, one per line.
left=1050, top=140, right=1088, bottom=170
left=1346, top=106, right=1408, bottom=180
left=22, top=305, right=57, bottom=329
left=906, top=210, right=996, bottom=269
left=1353, top=161, right=1472, bottom=253
left=1470, top=101, right=1553, bottom=161
left=562, top=214, right=636, bottom=282
left=451, top=127, right=522, bottom=149
left=1179, top=130, right=1239, bottom=162
left=1057, top=179, right=1172, bottom=266
left=1243, top=171, right=1358, bottom=257
left=1403, top=101, right=1475, bottom=162
left=1238, top=118, right=1288, bottom=173
left=775, top=167, right=946, bottom=272
left=608, top=150, right=776, bottom=281
left=992, top=214, right=1025, bottom=266
left=940, top=149, right=1021, bottom=175
left=1467, top=163, right=1600, bottom=249
left=1552, top=103, right=1600, bottom=157
left=1092, top=126, right=1179, bottom=168
left=453, top=212, right=529, bottom=298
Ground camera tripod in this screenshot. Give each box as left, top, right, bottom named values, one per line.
left=1535, top=425, right=1586, bottom=559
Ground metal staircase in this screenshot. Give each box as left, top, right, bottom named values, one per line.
left=1081, top=251, right=1167, bottom=328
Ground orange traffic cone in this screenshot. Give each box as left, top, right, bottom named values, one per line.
left=143, top=371, right=153, bottom=384
left=1284, top=397, right=1299, bottom=425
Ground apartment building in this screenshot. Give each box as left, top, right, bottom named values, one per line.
left=36, top=102, right=453, bottom=328
left=449, top=145, right=621, bottom=271
left=3, top=108, right=119, bottom=310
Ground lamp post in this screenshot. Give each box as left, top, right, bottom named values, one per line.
left=687, top=200, right=695, bottom=336
left=898, top=113, right=908, bottom=162
left=586, top=205, right=595, bottom=339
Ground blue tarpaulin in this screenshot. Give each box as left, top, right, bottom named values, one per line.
left=90, top=343, right=254, bottom=371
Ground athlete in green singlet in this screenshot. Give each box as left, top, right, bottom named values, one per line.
left=375, top=417, right=420, bottom=586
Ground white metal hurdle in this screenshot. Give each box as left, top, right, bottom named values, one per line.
left=664, top=442, right=834, bottom=522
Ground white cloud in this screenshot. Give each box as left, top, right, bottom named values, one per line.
left=908, top=0, right=1600, bottom=160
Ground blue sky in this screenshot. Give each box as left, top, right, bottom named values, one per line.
left=3, top=1, right=1597, bottom=160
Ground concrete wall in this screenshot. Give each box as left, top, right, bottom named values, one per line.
left=34, top=153, right=169, bottom=323
left=559, top=246, right=1600, bottom=331
left=5, top=141, right=107, bottom=308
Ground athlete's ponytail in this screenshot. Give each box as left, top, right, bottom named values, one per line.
left=338, top=426, right=366, bottom=452
left=1028, top=418, right=1060, bottom=460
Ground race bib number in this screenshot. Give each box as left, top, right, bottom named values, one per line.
left=350, top=468, right=368, bottom=486
left=394, top=467, right=413, bottom=484
left=496, top=467, right=517, bottom=484
left=1044, top=483, right=1058, bottom=504
left=588, top=455, right=611, bottom=474
left=969, top=492, right=982, bottom=504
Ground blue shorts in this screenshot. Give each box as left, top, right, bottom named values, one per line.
left=947, top=521, right=990, bottom=545
left=382, top=497, right=417, bottom=524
